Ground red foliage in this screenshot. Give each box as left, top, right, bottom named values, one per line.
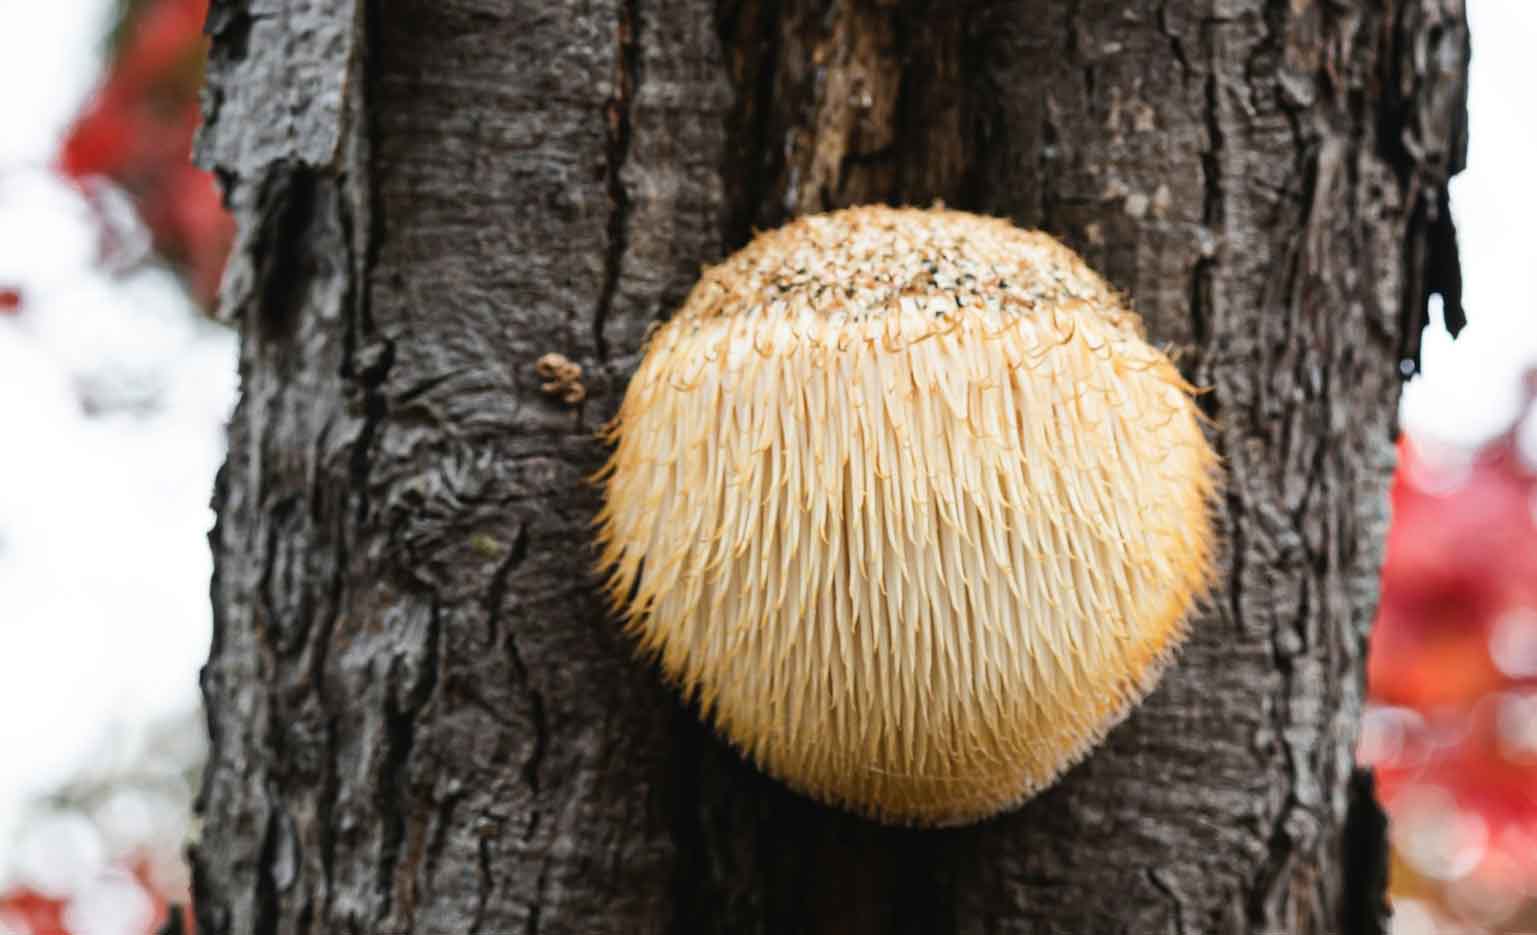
left=0, top=858, right=189, bottom=935
left=59, top=0, right=232, bottom=308
left=1370, top=438, right=1537, bottom=708
left=0, top=888, right=69, bottom=935
left=1366, top=371, right=1537, bottom=921
left=0, top=288, right=20, bottom=315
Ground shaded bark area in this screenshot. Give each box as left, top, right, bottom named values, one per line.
left=191, top=1, right=1467, bottom=933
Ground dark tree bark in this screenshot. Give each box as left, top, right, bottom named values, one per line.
left=191, top=1, right=1468, bottom=932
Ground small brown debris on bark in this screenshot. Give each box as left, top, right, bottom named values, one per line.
left=535, top=352, right=586, bottom=404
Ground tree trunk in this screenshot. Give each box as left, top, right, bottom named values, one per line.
left=191, top=1, right=1467, bottom=932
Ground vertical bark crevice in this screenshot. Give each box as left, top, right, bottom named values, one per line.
left=249, top=166, right=320, bottom=342
left=1341, top=769, right=1391, bottom=935
left=1147, top=867, right=1191, bottom=935
left=665, top=707, right=707, bottom=935
left=717, top=0, right=784, bottom=251
left=376, top=667, right=419, bottom=925
left=595, top=0, right=642, bottom=362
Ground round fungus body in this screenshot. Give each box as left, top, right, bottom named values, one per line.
left=596, top=205, right=1219, bottom=826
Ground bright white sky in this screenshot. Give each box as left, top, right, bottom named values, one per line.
left=0, top=0, right=1532, bottom=904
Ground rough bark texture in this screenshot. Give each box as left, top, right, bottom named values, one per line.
left=192, top=1, right=1468, bottom=933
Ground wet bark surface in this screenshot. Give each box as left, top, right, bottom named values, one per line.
left=192, top=1, right=1467, bottom=932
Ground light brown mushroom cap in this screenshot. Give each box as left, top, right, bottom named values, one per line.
left=595, top=205, right=1219, bottom=826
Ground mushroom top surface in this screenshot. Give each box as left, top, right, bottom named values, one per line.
left=674, top=204, right=1136, bottom=334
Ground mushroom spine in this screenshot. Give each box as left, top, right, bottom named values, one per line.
left=595, top=205, right=1219, bottom=826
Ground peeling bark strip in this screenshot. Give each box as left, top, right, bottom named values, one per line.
left=717, top=0, right=981, bottom=243
left=193, top=1, right=1467, bottom=933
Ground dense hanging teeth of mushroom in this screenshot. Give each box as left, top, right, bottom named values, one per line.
left=595, top=206, right=1219, bottom=826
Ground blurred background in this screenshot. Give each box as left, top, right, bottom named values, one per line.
left=0, top=1, right=1532, bottom=933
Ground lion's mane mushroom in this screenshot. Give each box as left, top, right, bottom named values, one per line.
left=595, top=205, right=1218, bottom=826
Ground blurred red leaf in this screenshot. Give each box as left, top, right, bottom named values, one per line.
left=0, top=887, right=69, bottom=935
left=58, top=0, right=232, bottom=309
left=0, top=857, right=192, bottom=935
left=1367, top=371, right=1537, bottom=920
